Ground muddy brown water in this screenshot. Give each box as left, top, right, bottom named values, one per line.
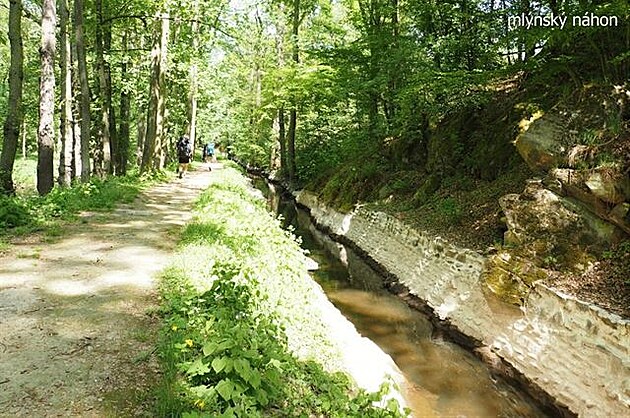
left=255, top=179, right=547, bottom=418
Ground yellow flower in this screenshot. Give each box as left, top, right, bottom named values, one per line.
left=194, top=399, right=205, bottom=408
left=185, top=339, right=193, bottom=347
left=171, top=325, right=178, bottom=331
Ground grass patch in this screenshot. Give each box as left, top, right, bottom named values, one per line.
left=156, top=165, right=406, bottom=417
left=13, top=156, right=38, bottom=196
left=0, top=170, right=167, bottom=239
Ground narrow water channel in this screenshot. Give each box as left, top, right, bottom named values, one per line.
left=253, top=179, right=547, bottom=418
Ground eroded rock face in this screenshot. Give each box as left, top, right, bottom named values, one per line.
left=482, top=251, right=547, bottom=305
left=499, top=180, right=619, bottom=266
left=515, top=114, right=570, bottom=172
left=502, top=108, right=630, bottom=242
left=585, top=170, right=629, bottom=204
left=546, top=168, right=630, bottom=235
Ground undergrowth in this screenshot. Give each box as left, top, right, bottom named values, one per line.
left=0, top=170, right=167, bottom=235
left=156, top=164, right=406, bottom=417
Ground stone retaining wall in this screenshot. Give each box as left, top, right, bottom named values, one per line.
left=296, top=190, right=630, bottom=418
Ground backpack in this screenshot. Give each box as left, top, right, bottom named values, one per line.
left=177, top=136, right=191, bottom=159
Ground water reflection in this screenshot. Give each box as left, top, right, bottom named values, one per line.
left=255, top=179, right=546, bottom=417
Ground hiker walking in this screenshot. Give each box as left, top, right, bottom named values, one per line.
left=176, top=134, right=193, bottom=178
left=202, top=141, right=215, bottom=163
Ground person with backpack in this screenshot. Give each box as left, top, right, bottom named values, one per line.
left=202, top=141, right=215, bottom=163
left=176, top=134, right=192, bottom=178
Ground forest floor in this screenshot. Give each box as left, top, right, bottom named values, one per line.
left=0, top=164, right=216, bottom=417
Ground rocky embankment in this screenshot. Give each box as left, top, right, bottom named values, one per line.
left=295, top=188, right=629, bottom=417
left=483, top=110, right=629, bottom=307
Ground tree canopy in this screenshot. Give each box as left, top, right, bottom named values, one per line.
left=0, top=0, right=628, bottom=194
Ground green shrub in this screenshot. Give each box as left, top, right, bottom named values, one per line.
left=0, top=196, right=32, bottom=228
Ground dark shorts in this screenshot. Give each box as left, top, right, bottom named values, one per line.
left=179, top=156, right=191, bottom=164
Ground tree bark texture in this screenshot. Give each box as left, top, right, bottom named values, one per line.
left=95, top=0, right=117, bottom=175
left=74, top=0, right=91, bottom=182
left=118, top=31, right=130, bottom=175
left=71, top=42, right=83, bottom=180
left=37, top=0, right=57, bottom=196
left=58, top=0, right=74, bottom=187
left=187, top=0, right=200, bottom=154
left=0, top=0, right=24, bottom=195
left=141, top=12, right=170, bottom=173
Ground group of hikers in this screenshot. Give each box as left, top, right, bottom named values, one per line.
left=176, top=134, right=216, bottom=179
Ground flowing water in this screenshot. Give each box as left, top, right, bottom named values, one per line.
left=254, top=179, right=547, bottom=418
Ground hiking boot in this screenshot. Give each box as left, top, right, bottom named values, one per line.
left=178, top=172, right=183, bottom=179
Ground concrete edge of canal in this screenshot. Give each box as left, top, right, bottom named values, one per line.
left=292, top=188, right=630, bottom=418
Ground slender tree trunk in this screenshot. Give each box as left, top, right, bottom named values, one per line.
left=74, top=0, right=91, bottom=181
left=94, top=0, right=110, bottom=176
left=142, top=12, right=170, bottom=172
left=286, top=0, right=300, bottom=184
left=71, top=42, right=82, bottom=180
left=0, top=0, right=23, bottom=195
left=37, top=0, right=57, bottom=196
left=187, top=0, right=200, bottom=153
left=106, top=24, right=118, bottom=175
left=58, top=0, right=73, bottom=186
left=118, top=31, right=130, bottom=175
left=274, top=6, right=287, bottom=175
left=95, top=0, right=117, bottom=175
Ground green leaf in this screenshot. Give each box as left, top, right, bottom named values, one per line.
left=215, top=379, right=235, bottom=401
left=255, top=388, right=269, bottom=406
left=203, top=341, right=218, bottom=356
left=211, top=356, right=229, bottom=373
left=233, top=358, right=250, bottom=378
left=217, top=339, right=235, bottom=352
left=186, top=358, right=211, bottom=377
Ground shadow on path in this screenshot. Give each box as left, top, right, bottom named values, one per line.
left=0, top=164, right=217, bottom=417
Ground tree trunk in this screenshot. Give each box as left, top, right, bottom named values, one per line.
left=94, top=0, right=109, bottom=176
left=74, top=0, right=91, bottom=181
left=141, top=12, right=170, bottom=173
left=71, top=42, right=82, bottom=180
left=0, top=0, right=24, bottom=195
left=95, top=0, right=118, bottom=176
left=37, top=0, right=56, bottom=196
left=274, top=7, right=287, bottom=175
left=106, top=25, right=119, bottom=176
left=118, top=31, right=130, bottom=175
left=58, top=0, right=73, bottom=187
left=186, top=0, right=200, bottom=153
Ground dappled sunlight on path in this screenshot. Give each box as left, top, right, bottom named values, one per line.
left=0, top=165, right=216, bottom=417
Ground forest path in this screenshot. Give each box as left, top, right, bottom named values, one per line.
left=0, top=164, right=217, bottom=417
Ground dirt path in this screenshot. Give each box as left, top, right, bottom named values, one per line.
left=0, top=165, right=216, bottom=417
